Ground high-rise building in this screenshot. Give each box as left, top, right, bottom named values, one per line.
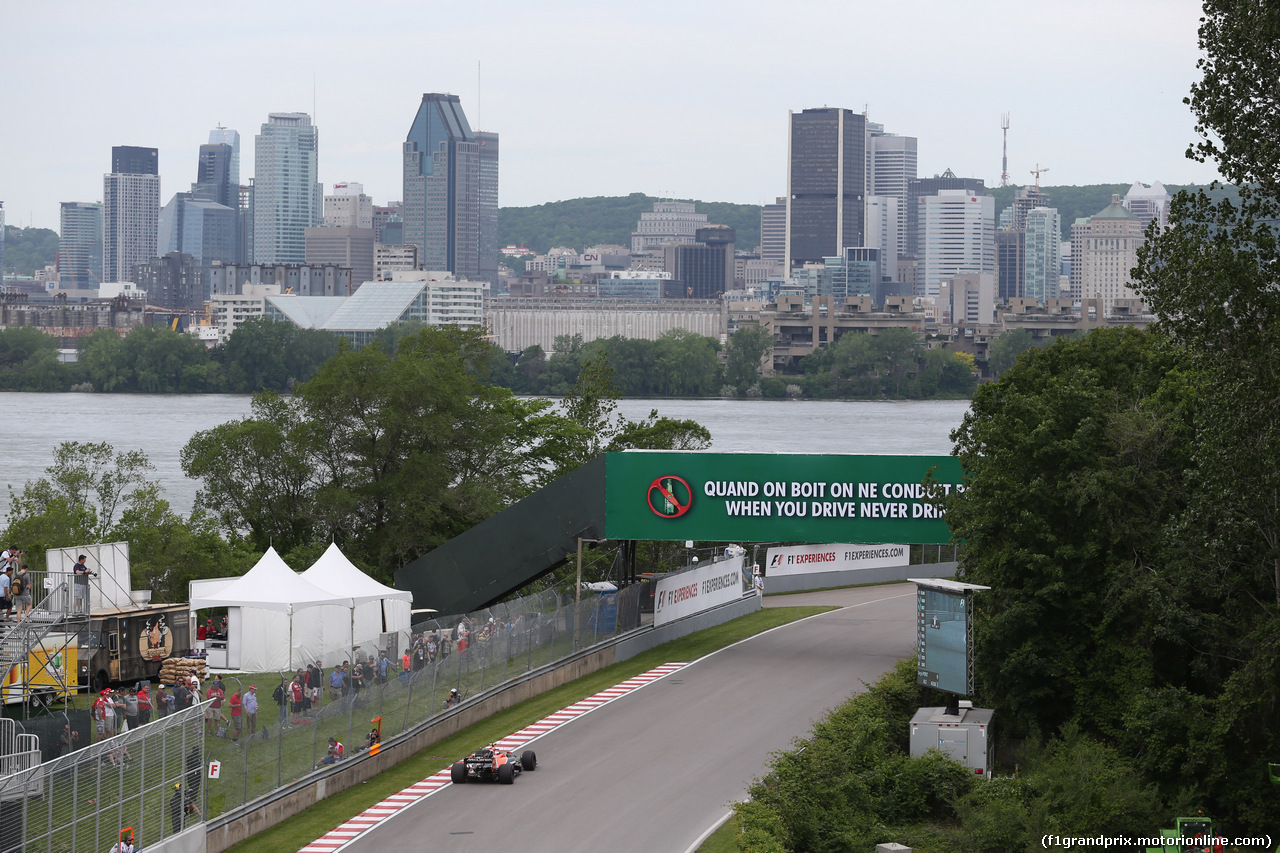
left=403, top=94, right=482, bottom=278
left=1023, top=207, right=1062, bottom=301
left=191, top=142, right=240, bottom=263
left=865, top=124, right=916, bottom=260
left=1122, top=180, right=1171, bottom=232
left=1008, top=184, right=1052, bottom=232
left=477, top=131, right=500, bottom=284
left=995, top=230, right=1025, bottom=302
left=631, top=201, right=708, bottom=253
left=252, top=113, right=321, bottom=264
left=208, top=126, right=241, bottom=188
left=305, top=225, right=374, bottom=287
left=920, top=190, right=994, bottom=297
left=863, top=196, right=899, bottom=282
left=59, top=202, right=104, bottom=288
left=939, top=271, right=996, bottom=325
left=158, top=194, right=236, bottom=267
left=103, top=146, right=160, bottom=282
left=787, top=107, right=865, bottom=269
left=0, top=202, right=5, bottom=278
left=324, top=182, right=374, bottom=229
left=906, top=170, right=986, bottom=260
left=373, top=203, right=403, bottom=243
left=760, top=197, right=786, bottom=263
left=664, top=226, right=735, bottom=298
left=1071, top=195, right=1145, bottom=311
left=133, top=251, right=204, bottom=310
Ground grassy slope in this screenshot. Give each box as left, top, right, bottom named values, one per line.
left=226, top=605, right=834, bottom=853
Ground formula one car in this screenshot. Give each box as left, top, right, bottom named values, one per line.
left=450, top=745, right=537, bottom=784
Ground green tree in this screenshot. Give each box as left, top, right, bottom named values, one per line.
left=513, top=344, right=547, bottom=394
left=0, top=327, right=69, bottom=390
left=987, top=327, right=1037, bottom=376
left=724, top=324, right=774, bottom=393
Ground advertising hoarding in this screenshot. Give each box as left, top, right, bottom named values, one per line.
left=605, top=452, right=963, bottom=544
left=764, top=543, right=908, bottom=578
left=653, top=557, right=748, bottom=627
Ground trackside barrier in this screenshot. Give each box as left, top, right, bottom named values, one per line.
left=205, top=590, right=761, bottom=853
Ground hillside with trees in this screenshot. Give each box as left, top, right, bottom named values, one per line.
left=498, top=193, right=763, bottom=253
left=2, top=225, right=59, bottom=276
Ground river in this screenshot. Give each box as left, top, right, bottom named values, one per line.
left=0, top=393, right=969, bottom=518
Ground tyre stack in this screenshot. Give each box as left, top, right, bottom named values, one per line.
left=160, top=657, right=209, bottom=684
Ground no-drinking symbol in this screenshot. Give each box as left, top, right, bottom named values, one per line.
left=647, top=475, right=692, bottom=518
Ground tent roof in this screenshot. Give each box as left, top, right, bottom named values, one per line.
left=189, top=547, right=348, bottom=613
left=301, top=543, right=413, bottom=605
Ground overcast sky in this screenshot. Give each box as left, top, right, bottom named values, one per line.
left=2, top=0, right=1219, bottom=232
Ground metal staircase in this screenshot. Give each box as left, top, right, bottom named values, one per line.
left=0, top=573, right=87, bottom=715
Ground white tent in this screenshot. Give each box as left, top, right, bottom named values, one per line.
left=300, top=543, right=413, bottom=658
left=189, top=548, right=350, bottom=671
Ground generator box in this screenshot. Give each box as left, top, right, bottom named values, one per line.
left=909, top=705, right=994, bottom=776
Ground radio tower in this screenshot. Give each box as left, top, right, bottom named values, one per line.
left=1000, top=113, right=1011, bottom=187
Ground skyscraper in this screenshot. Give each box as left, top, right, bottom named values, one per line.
left=403, top=94, right=484, bottom=278
left=1071, top=195, right=1145, bottom=311
left=0, top=202, right=6, bottom=278
left=477, top=131, right=500, bottom=284
left=192, top=143, right=240, bottom=262
left=252, top=113, right=320, bottom=264
left=1023, top=207, right=1062, bottom=301
left=920, top=190, right=994, bottom=297
left=59, top=202, right=104, bottom=288
left=324, top=182, right=374, bottom=229
left=103, top=146, right=160, bottom=282
left=786, top=107, right=865, bottom=270
left=865, top=123, right=916, bottom=260
left=906, top=170, right=986, bottom=259
left=760, top=197, right=786, bottom=263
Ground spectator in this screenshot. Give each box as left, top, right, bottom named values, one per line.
left=318, top=744, right=341, bottom=766
left=109, top=829, right=136, bottom=853
left=228, top=687, right=242, bottom=741
left=136, top=683, right=152, bottom=726
left=308, top=660, right=323, bottom=709
left=122, top=687, right=139, bottom=732
left=0, top=564, right=10, bottom=622
left=154, top=684, right=169, bottom=719
left=92, top=690, right=113, bottom=742
left=288, top=675, right=305, bottom=724
left=205, top=677, right=226, bottom=735
left=243, top=685, right=259, bottom=737
left=328, top=663, right=346, bottom=701
left=11, top=564, right=33, bottom=623
left=170, top=783, right=199, bottom=834
left=72, top=554, right=93, bottom=615
left=377, top=650, right=390, bottom=685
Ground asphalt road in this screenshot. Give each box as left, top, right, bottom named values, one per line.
left=344, top=583, right=916, bottom=853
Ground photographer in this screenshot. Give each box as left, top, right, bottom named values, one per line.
left=73, top=554, right=94, bottom=615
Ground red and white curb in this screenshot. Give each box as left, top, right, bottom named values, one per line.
left=298, top=662, right=688, bottom=852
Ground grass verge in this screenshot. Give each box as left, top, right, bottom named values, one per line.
left=699, top=814, right=743, bottom=853
left=225, top=605, right=834, bottom=853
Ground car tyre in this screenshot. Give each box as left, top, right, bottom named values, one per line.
left=451, top=761, right=467, bottom=784
left=497, top=762, right=515, bottom=784
left=521, top=750, right=537, bottom=771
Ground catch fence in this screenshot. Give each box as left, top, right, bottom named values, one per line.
left=0, top=701, right=206, bottom=853
left=202, top=581, right=642, bottom=816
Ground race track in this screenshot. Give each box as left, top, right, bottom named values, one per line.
left=334, top=583, right=915, bottom=853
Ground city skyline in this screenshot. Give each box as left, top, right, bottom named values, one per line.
left=3, top=0, right=1219, bottom=232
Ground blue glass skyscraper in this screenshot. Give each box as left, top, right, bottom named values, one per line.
left=403, top=94, right=482, bottom=278
left=252, top=113, right=320, bottom=264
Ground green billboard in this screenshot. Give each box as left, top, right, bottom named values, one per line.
left=604, top=452, right=964, bottom=544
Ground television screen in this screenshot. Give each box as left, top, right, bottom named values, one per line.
left=917, top=587, right=970, bottom=695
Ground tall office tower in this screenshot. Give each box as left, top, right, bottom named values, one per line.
left=476, top=131, right=500, bottom=284
left=0, top=202, right=5, bottom=277
left=787, top=107, right=865, bottom=269
left=103, top=146, right=160, bottom=282
left=760, top=197, right=786, bottom=262
left=863, top=196, right=899, bottom=282
left=663, top=226, right=735, bottom=298
left=920, top=190, right=994, bottom=297
left=324, top=182, right=374, bottom=228
left=373, top=203, right=403, bottom=243
left=1122, top=180, right=1171, bottom=232
left=906, top=170, right=986, bottom=259
left=305, top=225, right=374, bottom=287
left=208, top=126, right=241, bottom=187
left=192, top=143, right=240, bottom=262
left=1023, top=207, right=1062, bottom=301
left=253, top=113, right=321, bottom=264
left=1072, top=195, right=1145, bottom=311
left=995, top=230, right=1025, bottom=301
left=158, top=193, right=236, bottom=267
left=59, top=202, right=104, bottom=288
left=865, top=125, right=916, bottom=260
left=403, top=94, right=480, bottom=277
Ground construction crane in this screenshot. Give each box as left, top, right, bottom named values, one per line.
left=1031, top=163, right=1050, bottom=191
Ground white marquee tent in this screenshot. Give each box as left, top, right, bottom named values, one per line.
left=189, top=547, right=351, bottom=671
left=300, top=543, right=413, bottom=658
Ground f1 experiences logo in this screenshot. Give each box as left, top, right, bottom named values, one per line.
left=647, top=475, right=692, bottom=518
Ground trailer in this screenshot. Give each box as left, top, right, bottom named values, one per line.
left=0, top=633, right=78, bottom=707
left=78, top=603, right=194, bottom=692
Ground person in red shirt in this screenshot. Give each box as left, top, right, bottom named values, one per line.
left=228, top=688, right=243, bottom=741
left=205, top=677, right=226, bottom=735
left=137, top=684, right=152, bottom=726
left=289, top=676, right=305, bottom=723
